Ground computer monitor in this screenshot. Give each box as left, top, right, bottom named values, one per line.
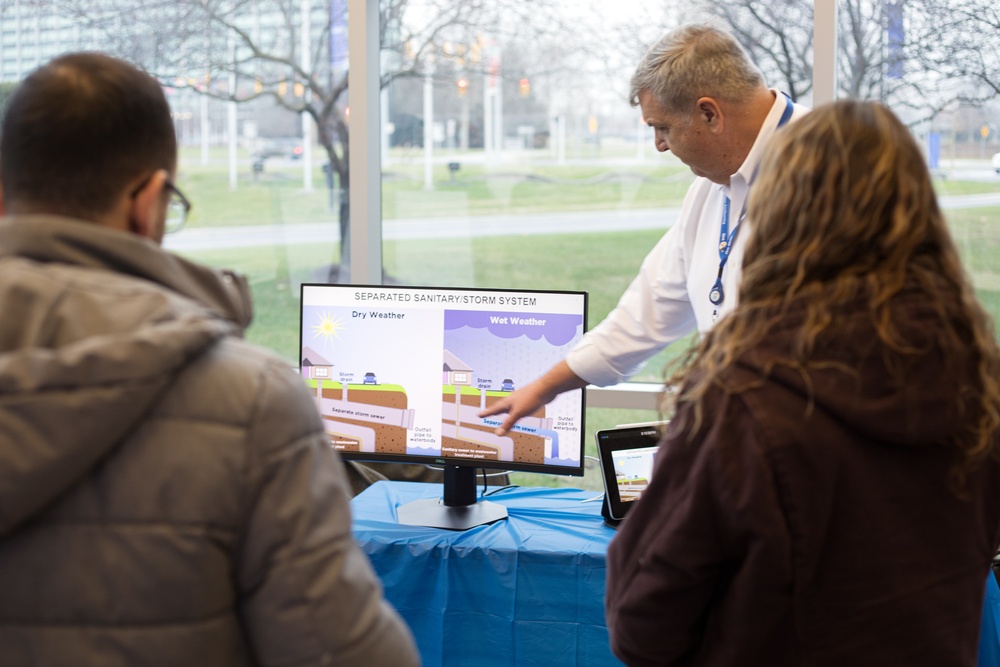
left=299, top=283, right=588, bottom=529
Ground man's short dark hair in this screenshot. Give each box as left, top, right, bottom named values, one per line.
left=0, top=52, right=176, bottom=219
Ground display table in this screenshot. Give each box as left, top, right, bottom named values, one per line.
left=352, top=481, right=1000, bottom=666
left=351, top=481, right=623, bottom=667
left=983, top=572, right=1000, bottom=667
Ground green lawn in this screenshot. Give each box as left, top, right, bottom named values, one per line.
left=173, top=150, right=1000, bottom=491
left=177, top=152, right=693, bottom=227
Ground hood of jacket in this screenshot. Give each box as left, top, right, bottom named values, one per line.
left=0, top=215, right=252, bottom=535
left=732, top=288, right=978, bottom=449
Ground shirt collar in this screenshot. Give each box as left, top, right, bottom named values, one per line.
left=721, top=89, right=790, bottom=201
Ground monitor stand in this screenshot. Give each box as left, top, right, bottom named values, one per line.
left=397, top=465, right=508, bottom=531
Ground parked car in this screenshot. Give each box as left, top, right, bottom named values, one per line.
left=251, top=137, right=304, bottom=166
left=501, top=379, right=515, bottom=392
left=993, top=152, right=1000, bottom=175
left=363, top=372, right=377, bottom=385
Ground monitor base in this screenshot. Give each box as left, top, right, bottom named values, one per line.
left=397, top=497, right=508, bottom=531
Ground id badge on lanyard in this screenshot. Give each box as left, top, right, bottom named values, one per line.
left=709, top=94, right=795, bottom=322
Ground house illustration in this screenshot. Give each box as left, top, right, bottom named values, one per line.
left=442, top=349, right=473, bottom=386
left=301, top=346, right=333, bottom=380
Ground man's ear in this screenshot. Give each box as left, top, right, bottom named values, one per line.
left=696, top=97, right=724, bottom=135
left=128, top=169, right=168, bottom=239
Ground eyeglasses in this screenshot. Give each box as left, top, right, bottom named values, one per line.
left=129, top=175, right=192, bottom=235
left=164, top=180, right=192, bottom=234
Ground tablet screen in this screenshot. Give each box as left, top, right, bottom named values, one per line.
left=596, top=425, right=664, bottom=521
left=610, top=445, right=658, bottom=504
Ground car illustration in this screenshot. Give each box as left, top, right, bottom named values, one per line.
left=501, top=378, right=515, bottom=392
left=363, top=372, right=377, bottom=385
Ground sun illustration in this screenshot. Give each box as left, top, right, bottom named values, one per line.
left=312, top=311, right=344, bottom=343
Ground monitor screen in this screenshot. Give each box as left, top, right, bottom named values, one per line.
left=299, top=284, right=588, bottom=485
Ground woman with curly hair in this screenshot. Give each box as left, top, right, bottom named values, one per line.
left=605, top=99, right=1000, bottom=667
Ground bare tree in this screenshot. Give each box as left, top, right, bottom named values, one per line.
left=696, top=0, right=999, bottom=128
left=699, top=0, right=906, bottom=103
left=61, top=0, right=580, bottom=279
left=701, top=0, right=814, bottom=101
left=914, top=0, right=1000, bottom=100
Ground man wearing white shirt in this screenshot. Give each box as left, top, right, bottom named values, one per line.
left=481, top=23, right=808, bottom=434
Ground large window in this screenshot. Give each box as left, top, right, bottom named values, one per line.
left=2, top=1, right=997, bottom=488
left=831, top=0, right=1000, bottom=324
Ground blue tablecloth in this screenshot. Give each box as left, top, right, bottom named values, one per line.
left=353, top=481, right=1000, bottom=666
left=351, top=481, right=623, bottom=667
left=983, top=572, right=1000, bottom=666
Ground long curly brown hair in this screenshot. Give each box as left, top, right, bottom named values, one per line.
left=665, top=99, right=1000, bottom=471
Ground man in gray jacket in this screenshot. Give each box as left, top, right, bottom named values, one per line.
left=0, top=52, right=418, bottom=666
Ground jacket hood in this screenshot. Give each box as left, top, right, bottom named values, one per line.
left=0, top=215, right=253, bottom=328
left=734, top=290, right=976, bottom=449
left=0, top=216, right=245, bottom=535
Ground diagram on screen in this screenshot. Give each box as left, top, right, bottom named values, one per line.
left=612, top=449, right=657, bottom=502
left=441, top=347, right=549, bottom=464
left=300, top=301, right=584, bottom=468
left=440, top=309, right=584, bottom=467
left=301, top=344, right=414, bottom=456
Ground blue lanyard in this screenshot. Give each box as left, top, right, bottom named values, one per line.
left=709, top=94, right=795, bottom=308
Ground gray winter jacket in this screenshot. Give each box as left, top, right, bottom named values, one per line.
left=0, top=215, right=418, bottom=666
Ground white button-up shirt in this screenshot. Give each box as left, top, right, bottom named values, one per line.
left=566, top=91, right=809, bottom=386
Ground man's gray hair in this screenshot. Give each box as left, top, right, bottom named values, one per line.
left=629, top=23, right=766, bottom=112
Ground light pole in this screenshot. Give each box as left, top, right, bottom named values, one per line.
left=423, top=55, right=435, bottom=191
left=227, top=34, right=238, bottom=191
left=301, top=0, right=314, bottom=192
